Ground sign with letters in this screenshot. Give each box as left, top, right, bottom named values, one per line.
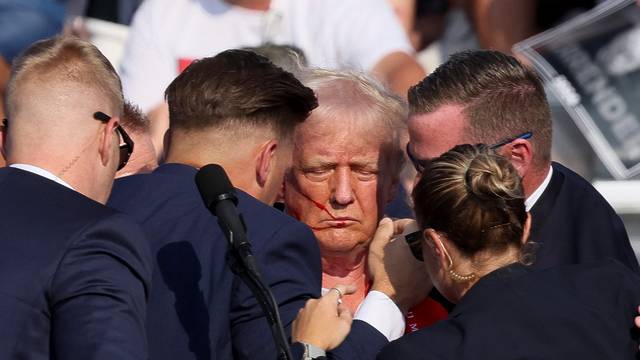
left=514, top=0, right=640, bottom=179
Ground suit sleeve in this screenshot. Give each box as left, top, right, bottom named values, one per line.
left=230, top=220, right=322, bottom=359
left=328, top=320, right=389, bottom=360
left=49, top=214, right=153, bottom=360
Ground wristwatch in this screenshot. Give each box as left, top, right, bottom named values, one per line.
left=301, top=342, right=326, bottom=360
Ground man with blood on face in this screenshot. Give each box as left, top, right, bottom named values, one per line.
left=284, top=70, right=405, bottom=313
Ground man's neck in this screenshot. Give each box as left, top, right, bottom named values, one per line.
left=321, top=249, right=367, bottom=277
left=321, top=250, right=369, bottom=313
left=165, top=151, right=262, bottom=201
left=522, top=162, right=551, bottom=199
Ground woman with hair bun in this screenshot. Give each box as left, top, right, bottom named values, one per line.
left=375, top=144, right=640, bottom=359
left=292, top=144, right=640, bottom=360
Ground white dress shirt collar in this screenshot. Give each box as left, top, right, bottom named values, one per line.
left=524, top=165, right=553, bottom=212
left=10, top=163, right=74, bottom=190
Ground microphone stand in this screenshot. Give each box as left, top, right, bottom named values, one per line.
left=221, top=222, right=293, bottom=360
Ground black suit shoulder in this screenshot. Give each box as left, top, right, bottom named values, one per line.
left=0, top=167, right=152, bottom=359
left=552, top=162, right=619, bottom=209
left=0, top=168, right=151, bottom=270
left=378, top=261, right=640, bottom=360
left=109, top=164, right=321, bottom=360
left=1, top=167, right=118, bottom=229
left=529, top=162, right=638, bottom=272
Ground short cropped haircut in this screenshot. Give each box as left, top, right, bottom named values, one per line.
left=409, top=50, right=552, bottom=166
left=164, top=49, right=318, bottom=139
left=5, top=36, right=123, bottom=117
left=301, top=69, right=408, bottom=177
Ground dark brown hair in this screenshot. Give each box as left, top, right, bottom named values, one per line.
left=164, top=49, right=318, bottom=138
left=408, top=50, right=552, bottom=166
left=412, top=144, right=527, bottom=258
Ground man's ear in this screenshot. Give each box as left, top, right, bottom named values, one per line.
left=98, top=117, right=119, bottom=167
left=502, top=138, right=533, bottom=177
left=255, top=139, right=278, bottom=187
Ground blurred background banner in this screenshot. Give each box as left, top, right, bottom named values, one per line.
left=514, top=0, right=640, bottom=180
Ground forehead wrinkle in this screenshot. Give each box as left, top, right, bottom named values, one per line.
left=296, top=117, right=390, bottom=151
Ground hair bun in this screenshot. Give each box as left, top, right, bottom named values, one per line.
left=464, top=152, right=522, bottom=204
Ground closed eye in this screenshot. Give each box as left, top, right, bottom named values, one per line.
left=353, top=166, right=378, bottom=181
left=301, top=165, right=333, bottom=181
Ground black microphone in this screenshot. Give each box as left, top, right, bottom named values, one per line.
left=195, top=164, right=255, bottom=269
left=195, top=164, right=292, bottom=360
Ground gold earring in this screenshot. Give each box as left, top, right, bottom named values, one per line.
left=448, top=267, right=476, bottom=282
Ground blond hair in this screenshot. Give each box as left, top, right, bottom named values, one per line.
left=5, top=36, right=123, bottom=118
left=412, top=144, right=527, bottom=258
left=301, top=69, right=407, bottom=177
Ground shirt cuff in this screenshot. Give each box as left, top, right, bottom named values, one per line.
left=354, top=290, right=405, bottom=341
left=300, top=342, right=326, bottom=359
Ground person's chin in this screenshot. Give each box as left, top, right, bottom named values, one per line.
left=319, top=232, right=369, bottom=253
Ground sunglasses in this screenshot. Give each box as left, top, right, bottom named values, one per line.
left=406, top=131, right=533, bottom=173
left=93, top=111, right=134, bottom=171
left=405, top=230, right=424, bottom=262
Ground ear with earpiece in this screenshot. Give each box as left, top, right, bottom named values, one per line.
left=423, top=228, right=448, bottom=269
left=500, top=138, right=533, bottom=177
left=98, top=117, right=120, bottom=168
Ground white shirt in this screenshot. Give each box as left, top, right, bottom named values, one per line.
left=525, top=165, right=553, bottom=211
left=319, top=287, right=405, bottom=341
left=120, top=0, right=413, bottom=112
left=354, top=290, right=405, bottom=341
left=10, top=163, right=74, bottom=190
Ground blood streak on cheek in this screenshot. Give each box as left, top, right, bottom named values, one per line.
left=300, top=192, right=346, bottom=229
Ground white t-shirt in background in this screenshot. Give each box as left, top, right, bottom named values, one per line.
left=120, top=0, right=414, bottom=112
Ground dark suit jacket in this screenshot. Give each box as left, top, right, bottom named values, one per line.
left=378, top=260, right=640, bottom=359
left=530, top=162, right=639, bottom=272
left=108, top=163, right=322, bottom=360
left=0, top=167, right=152, bottom=360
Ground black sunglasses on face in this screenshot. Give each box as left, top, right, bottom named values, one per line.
left=489, top=131, right=533, bottom=150
left=406, top=132, right=533, bottom=173
left=405, top=230, right=424, bottom=262
left=406, top=142, right=429, bottom=174
left=93, top=111, right=134, bottom=171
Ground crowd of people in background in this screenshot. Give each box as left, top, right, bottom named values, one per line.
left=2, top=0, right=640, bottom=359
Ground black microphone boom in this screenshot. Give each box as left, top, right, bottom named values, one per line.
left=195, top=164, right=292, bottom=360
left=196, top=164, right=255, bottom=270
